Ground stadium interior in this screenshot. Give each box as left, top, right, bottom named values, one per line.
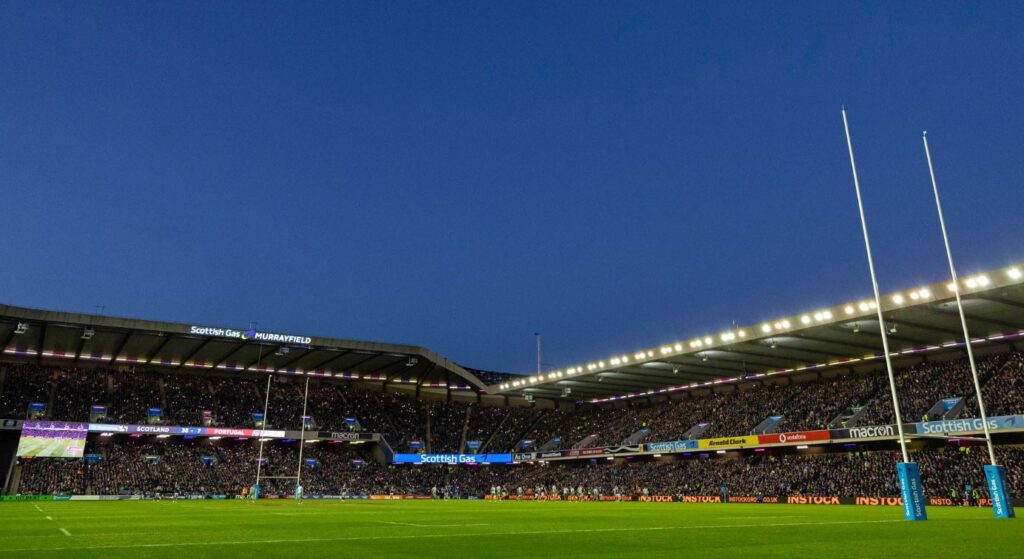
left=2, top=263, right=1023, bottom=505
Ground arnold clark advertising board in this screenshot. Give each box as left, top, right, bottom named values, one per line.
left=644, top=440, right=698, bottom=453
left=697, top=435, right=759, bottom=449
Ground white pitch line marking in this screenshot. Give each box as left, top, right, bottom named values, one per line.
left=45, top=516, right=53, bottom=521
left=722, top=515, right=806, bottom=519
left=32, top=505, right=44, bottom=513
left=0, top=519, right=904, bottom=553
left=59, top=528, right=71, bottom=537
left=380, top=521, right=490, bottom=527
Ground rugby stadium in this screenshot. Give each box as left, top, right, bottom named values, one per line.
left=3, top=3, right=1023, bottom=559
left=1, top=262, right=1023, bottom=557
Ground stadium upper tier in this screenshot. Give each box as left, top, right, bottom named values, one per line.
left=0, top=304, right=487, bottom=393
left=2, top=351, right=1022, bottom=453
left=3, top=261, right=1024, bottom=403
left=489, top=262, right=1024, bottom=402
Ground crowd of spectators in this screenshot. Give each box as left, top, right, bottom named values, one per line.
left=50, top=368, right=108, bottom=421
left=2, top=351, right=1023, bottom=458
left=0, top=364, right=51, bottom=418
left=858, top=354, right=1006, bottom=425
left=16, top=437, right=1023, bottom=502
left=427, top=400, right=467, bottom=453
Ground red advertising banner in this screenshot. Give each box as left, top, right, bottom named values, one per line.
left=757, top=430, right=830, bottom=445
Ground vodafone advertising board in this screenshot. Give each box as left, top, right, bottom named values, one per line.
left=757, top=430, right=830, bottom=445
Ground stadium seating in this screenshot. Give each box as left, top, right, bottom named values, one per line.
left=3, top=350, right=1024, bottom=500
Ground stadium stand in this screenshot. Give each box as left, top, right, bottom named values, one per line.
left=2, top=297, right=1023, bottom=503
left=2, top=350, right=1023, bottom=450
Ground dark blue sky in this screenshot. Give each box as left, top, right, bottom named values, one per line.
left=1, top=2, right=1022, bottom=373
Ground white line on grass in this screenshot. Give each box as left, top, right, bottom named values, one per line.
left=58, top=528, right=71, bottom=537
left=722, top=515, right=806, bottom=519
left=379, top=521, right=490, bottom=527
left=0, top=518, right=903, bottom=553
left=45, top=516, right=53, bottom=521
left=32, top=505, right=43, bottom=513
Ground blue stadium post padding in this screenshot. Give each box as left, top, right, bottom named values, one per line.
left=984, top=464, right=1015, bottom=519
left=897, top=462, right=927, bottom=521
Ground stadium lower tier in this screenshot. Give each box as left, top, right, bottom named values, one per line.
left=9, top=437, right=1023, bottom=503
left=1, top=349, right=1023, bottom=454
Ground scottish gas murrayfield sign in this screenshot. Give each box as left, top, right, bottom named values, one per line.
left=189, top=325, right=312, bottom=345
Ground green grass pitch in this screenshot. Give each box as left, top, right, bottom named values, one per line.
left=0, top=500, right=1019, bottom=558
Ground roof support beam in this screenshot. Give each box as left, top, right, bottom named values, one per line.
left=344, top=352, right=384, bottom=373
left=596, top=368, right=709, bottom=385
left=975, top=294, right=1024, bottom=312
left=177, top=338, right=214, bottom=371
left=921, top=305, right=1021, bottom=333
left=72, top=329, right=88, bottom=363
left=0, top=327, right=16, bottom=354
left=36, top=322, right=47, bottom=365
left=147, top=334, right=174, bottom=363
left=796, top=331, right=881, bottom=352
left=213, top=342, right=249, bottom=369
left=108, top=331, right=134, bottom=364
left=277, top=347, right=318, bottom=372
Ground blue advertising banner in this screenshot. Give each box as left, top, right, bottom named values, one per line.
left=392, top=453, right=513, bottom=465
left=915, top=415, right=1024, bottom=435
left=941, top=398, right=961, bottom=411
left=897, top=462, right=927, bottom=521
left=985, top=464, right=1016, bottom=519
left=644, top=440, right=699, bottom=453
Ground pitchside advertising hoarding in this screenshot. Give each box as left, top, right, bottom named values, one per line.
left=698, top=435, right=759, bottom=449
left=392, top=453, right=513, bottom=464
left=644, top=440, right=698, bottom=453
left=756, top=430, right=829, bottom=445
left=916, top=415, right=1023, bottom=435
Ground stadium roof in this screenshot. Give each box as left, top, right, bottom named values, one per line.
left=0, top=305, right=487, bottom=393
left=487, top=263, right=1024, bottom=403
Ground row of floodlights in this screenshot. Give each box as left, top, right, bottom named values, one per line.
left=588, top=328, right=1023, bottom=403
left=497, top=268, right=1017, bottom=392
